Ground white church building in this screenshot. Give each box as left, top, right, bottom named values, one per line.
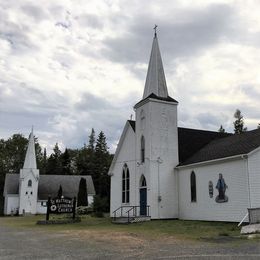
left=109, top=31, right=260, bottom=222
left=3, top=130, right=95, bottom=215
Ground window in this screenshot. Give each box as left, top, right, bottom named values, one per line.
left=209, top=181, right=213, bottom=198
left=141, top=136, right=145, bottom=163
left=140, top=175, right=146, bottom=187
left=140, top=110, right=145, bottom=130
left=122, top=164, right=130, bottom=203
left=28, top=179, right=32, bottom=187
left=190, top=171, right=197, bottom=202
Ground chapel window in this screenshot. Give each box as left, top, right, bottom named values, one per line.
left=28, top=179, right=32, bottom=187
left=141, top=136, right=145, bottom=163
left=122, top=164, right=130, bottom=203
left=190, top=171, right=197, bottom=202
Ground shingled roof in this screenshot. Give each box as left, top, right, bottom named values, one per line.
left=4, top=174, right=95, bottom=199
left=178, top=127, right=231, bottom=164
left=179, top=128, right=260, bottom=166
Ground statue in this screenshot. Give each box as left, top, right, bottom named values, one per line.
left=215, top=173, right=228, bottom=203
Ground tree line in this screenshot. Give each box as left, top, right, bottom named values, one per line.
left=0, top=129, right=112, bottom=214
left=218, top=109, right=260, bottom=134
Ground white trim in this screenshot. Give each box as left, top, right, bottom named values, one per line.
left=176, top=154, right=245, bottom=169
left=108, top=121, right=134, bottom=175
left=247, top=146, right=260, bottom=156
left=134, top=97, right=178, bottom=109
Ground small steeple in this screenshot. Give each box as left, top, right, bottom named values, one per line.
left=143, top=26, right=168, bottom=99
left=23, top=128, right=37, bottom=169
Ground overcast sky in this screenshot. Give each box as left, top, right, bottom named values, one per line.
left=1, top=0, right=260, bottom=153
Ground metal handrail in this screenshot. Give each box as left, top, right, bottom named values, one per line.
left=113, top=205, right=151, bottom=222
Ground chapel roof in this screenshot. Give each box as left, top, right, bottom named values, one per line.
left=23, top=129, right=37, bottom=169
left=3, top=174, right=95, bottom=199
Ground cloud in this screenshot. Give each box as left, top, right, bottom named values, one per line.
left=1, top=0, right=260, bottom=154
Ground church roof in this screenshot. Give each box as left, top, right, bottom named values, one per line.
left=128, top=120, right=136, bottom=131
left=179, top=128, right=260, bottom=166
left=23, top=129, right=37, bottom=169
left=3, top=174, right=95, bottom=199
left=134, top=93, right=178, bottom=109
left=143, top=33, right=169, bottom=99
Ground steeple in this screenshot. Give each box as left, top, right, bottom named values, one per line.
left=23, top=128, right=37, bottom=169
left=143, top=28, right=168, bottom=99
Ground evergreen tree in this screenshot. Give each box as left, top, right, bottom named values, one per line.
left=218, top=125, right=226, bottom=133
left=93, top=131, right=112, bottom=211
left=77, top=177, right=88, bottom=206
left=61, top=148, right=71, bottom=175
left=57, top=185, right=63, bottom=198
left=46, top=143, right=62, bottom=175
left=42, top=148, right=47, bottom=175
left=88, top=128, right=95, bottom=151
left=233, top=109, right=247, bottom=134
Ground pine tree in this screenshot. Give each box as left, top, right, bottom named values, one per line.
left=218, top=125, right=226, bottom=133
left=61, top=148, right=71, bottom=175
left=93, top=131, right=111, bottom=211
left=46, top=143, right=62, bottom=175
left=77, top=177, right=88, bottom=206
left=88, top=128, right=95, bottom=151
left=57, top=185, right=63, bottom=198
left=233, top=109, right=247, bottom=134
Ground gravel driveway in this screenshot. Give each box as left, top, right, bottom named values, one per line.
left=0, top=220, right=259, bottom=259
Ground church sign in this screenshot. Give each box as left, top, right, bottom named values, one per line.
left=46, top=196, right=76, bottom=220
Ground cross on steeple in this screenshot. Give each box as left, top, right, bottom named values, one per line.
left=153, top=24, right=158, bottom=37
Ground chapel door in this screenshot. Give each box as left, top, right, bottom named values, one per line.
left=140, top=188, right=147, bottom=216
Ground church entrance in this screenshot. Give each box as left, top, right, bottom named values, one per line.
left=139, top=175, right=147, bottom=216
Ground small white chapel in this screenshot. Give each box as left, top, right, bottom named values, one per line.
left=3, top=130, right=95, bottom=215
left=109, top=30, right=260, bottom=222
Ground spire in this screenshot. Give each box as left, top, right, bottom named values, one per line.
left=23, top=129, right=37, bottom=169
left=143, top=27, right=168, bottom=99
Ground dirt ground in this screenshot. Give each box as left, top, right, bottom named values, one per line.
left=0, top=219, right=259, bottom=259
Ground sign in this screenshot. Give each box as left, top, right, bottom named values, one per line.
left=46, top=196, right=76, bottom=220
left=49, top=197, right=74, bottom=214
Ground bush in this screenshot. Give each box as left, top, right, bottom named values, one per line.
left=92, top=195, right=108, bottom=217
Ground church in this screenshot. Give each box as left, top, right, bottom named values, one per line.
left=3, top=130, right=95, bottom=215
left=109, top=31, right=260, bottom=222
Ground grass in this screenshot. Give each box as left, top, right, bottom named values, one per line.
left=0, top=215, right=242, bottom=241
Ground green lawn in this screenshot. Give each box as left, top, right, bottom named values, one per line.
left=0, top=215, right=243, bottom=240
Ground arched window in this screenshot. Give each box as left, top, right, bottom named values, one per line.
left=140, top=110, right=145, bottom=130
left=122, top=164, right=130, bottom=203
left=28, top=179, right=32, bottom=187
left=141, top=136, right=145, bottom=163
left=140, top=175, right=146, bottom=187
left=190, top=171, right=197, bottom=202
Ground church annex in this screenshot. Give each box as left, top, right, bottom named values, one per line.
left=108, top=31, right=260, bottom=222
left=3, top=130, right=95, bottom=215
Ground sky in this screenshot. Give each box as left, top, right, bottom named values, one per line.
left=1, top=0, right=260, bottom=154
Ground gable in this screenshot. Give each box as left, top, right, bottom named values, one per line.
left=108, top=120, right=135, bottom=175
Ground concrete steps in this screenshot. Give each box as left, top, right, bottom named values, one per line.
left=112, top=216, right=151, bottom=224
